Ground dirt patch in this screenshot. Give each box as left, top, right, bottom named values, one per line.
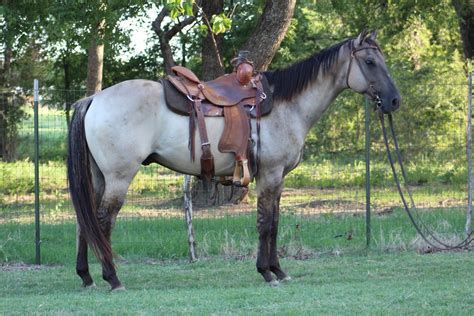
left=0, top=263, right=61, bottom=272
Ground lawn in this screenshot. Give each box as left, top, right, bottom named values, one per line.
left=1, top=251, right=473, bottom=314
left=0, top=208, right=469, bottom=264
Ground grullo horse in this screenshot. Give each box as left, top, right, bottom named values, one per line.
left=68, top=31, right=400, bottom=290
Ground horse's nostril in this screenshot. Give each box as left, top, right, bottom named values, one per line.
left=392, top=98, right=400, bottom=109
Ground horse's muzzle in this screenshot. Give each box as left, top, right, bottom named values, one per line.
left=379, top=95, right=401, bottom=113
left=391, top=97, right=401, bottom=112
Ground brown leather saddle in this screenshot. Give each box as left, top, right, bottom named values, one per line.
left=162, top=56, right=272, bottom=186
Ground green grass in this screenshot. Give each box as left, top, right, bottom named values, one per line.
left=1, top=252, right=473, bottom=314
left=0, top=208, right=468, bottom=264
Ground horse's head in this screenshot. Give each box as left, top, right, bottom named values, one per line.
left=346, top=31, right=401, bottom=113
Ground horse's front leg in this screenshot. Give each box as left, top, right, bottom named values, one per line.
left=268, top=193, right=290, bottom=281
left=256, top=180, right=287, bottom=284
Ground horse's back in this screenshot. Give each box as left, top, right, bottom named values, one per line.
left=84, top=79, right=235, bottom=177
left=84, top=80, right=166, bottom=175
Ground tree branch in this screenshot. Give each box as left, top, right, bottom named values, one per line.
left=165, top=16, right=196, bottom=40
left=152, top=7, right=197, bottom=75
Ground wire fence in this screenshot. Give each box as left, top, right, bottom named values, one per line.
left=0, top=79, right=472, bottom=264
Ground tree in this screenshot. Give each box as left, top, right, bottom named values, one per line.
left=86, top=4, right=106, bottom=96
left=200, top=0, right=224, bottom=80
left=452, top=0, right=474, bottom=59
left=43, top=1, right=150, bottom=122
left=152, top=7, right=196, bottom=75
left=0, top=1, right=43, bottom=160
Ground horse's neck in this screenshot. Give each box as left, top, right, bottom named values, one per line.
left=279, top=65, right=347, bottom=140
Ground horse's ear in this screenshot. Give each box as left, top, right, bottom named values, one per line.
left=355, top=30, right=369, bottom=47
left=369, top=30, right=377, bottom=41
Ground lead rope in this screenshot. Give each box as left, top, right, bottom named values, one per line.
left=379, top=110, right=473, bottom=250
left=387, top=114, right=471, bottom=249
left=387, top=114, right=415, bottom=208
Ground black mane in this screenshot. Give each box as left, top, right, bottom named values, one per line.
left=264, top=39, right=352, bottom=101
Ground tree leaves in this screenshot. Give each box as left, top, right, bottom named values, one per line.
left=165, top=0, right=194, bottom=19
left=210, top=13, right=232, bottom=34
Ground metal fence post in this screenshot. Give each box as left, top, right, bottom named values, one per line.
left=34, top=79, right=41, bottom=265
left=467, top=72, right=473, bottom=237
left=365, top=96, right=371, bottom=247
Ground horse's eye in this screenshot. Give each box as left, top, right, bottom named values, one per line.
left=365, top=58, right=374, bottom=65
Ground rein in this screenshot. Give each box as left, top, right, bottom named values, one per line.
left=378, top=110, right=473, bottom=251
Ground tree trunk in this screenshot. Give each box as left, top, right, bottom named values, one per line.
left=201, top=0, right=225, bottom=80
left=86, top=3, right=106, bottom=97
left=241, top=0, right=297, bottom=70
left=0, top=47, right=12, bottom=160
left=158, top=35, right=176, bottom=75
left=86, top=37, right=104, bottom=96
left=453, top=0, right=474, bottom=59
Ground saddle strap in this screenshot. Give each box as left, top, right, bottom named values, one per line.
left=189, top=104, right=196, bottom=161
left=254, top=80, right=264, bottom=177
left=193, top=99, right=214, bottom=181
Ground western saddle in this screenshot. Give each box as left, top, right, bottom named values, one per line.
left=163, top=52, right=271, bottom=187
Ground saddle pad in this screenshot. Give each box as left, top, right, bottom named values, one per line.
left=161, top=75, right=274, bottom=118
left=161, top=79, right=222, bottom=116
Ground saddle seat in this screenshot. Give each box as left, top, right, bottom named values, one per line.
left=168, top=66, right=261, bottom=107
left=165, top=65, right=269, bottom=187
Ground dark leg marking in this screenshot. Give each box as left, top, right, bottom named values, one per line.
left=256, top=184, right=286, bottom=283
left=96, top=200, right=124, bottom=291
left=76, top=227, right=94, bottom=287
left=269, top=193, right=288, bottom=280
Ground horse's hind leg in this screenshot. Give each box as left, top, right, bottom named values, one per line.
left=96, top=179, right=130, bottom=291
left=76, top=224, right=94, bottom=287
left=76, top=160, right=104, bottom=288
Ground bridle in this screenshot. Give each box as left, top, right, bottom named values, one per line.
left=346, top=42, right=383, bottom=110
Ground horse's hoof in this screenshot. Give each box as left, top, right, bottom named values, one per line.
left=269, top=279, right=280, bottom=287
left=83, top=282, right=96, bottom=289
left=111, top=285, right=126, bottom=292
left=280, top=276, right=292, bottom=282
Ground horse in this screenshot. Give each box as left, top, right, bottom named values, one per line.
left=68, top=30, right=401, bottom=290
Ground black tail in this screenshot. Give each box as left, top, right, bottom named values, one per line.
left=67, top=97, right=113, bottom=267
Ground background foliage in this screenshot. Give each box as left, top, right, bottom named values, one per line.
left=0, top=0, right=471, bottom=164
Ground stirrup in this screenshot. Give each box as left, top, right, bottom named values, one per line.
left=232, top=159, right=250, bottom=187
